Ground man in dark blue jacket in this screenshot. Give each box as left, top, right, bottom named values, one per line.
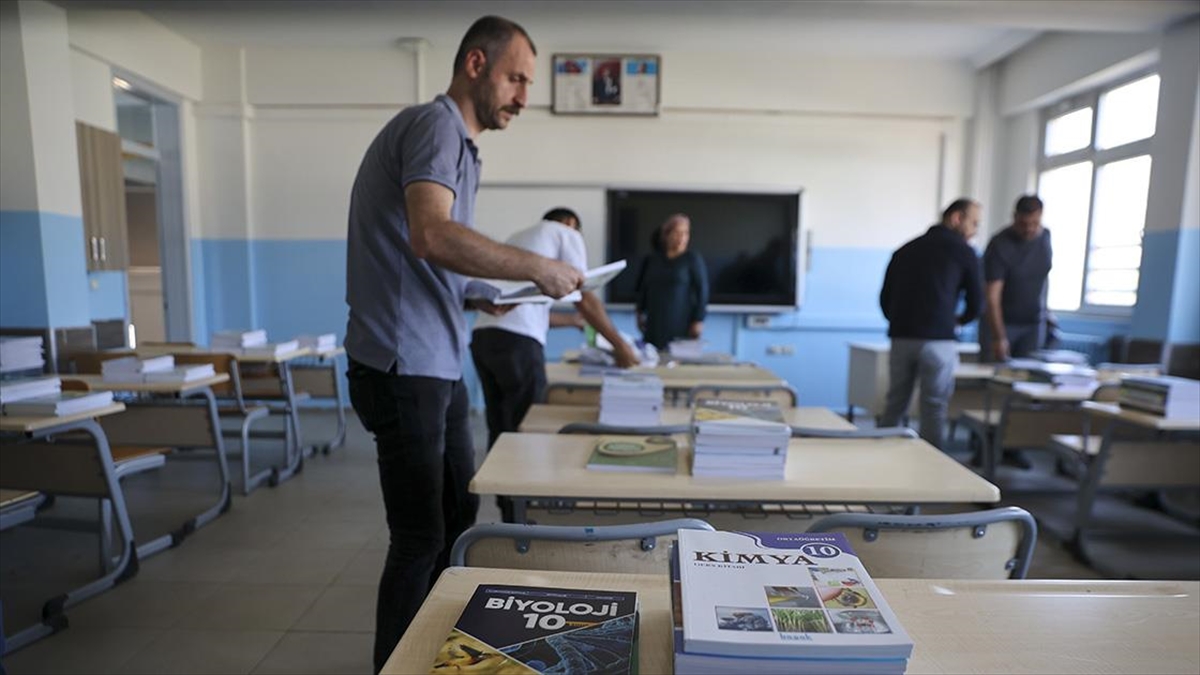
left=879, top=198, right=983, bottom=449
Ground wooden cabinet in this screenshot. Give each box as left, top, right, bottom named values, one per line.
left=75, top=122, right=129, bottom=271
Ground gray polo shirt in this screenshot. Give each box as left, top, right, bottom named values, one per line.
left=983, top=225, right=1052, bottom=326
left=344, top=95, right=481, bottom=379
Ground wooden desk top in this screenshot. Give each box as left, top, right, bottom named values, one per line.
left=545, top=362, right=784, bottom=388
left=519, top=404, right=855, bottom=434
left=134, top=344, right=313, bottom=363
left=0, top=402, right=127, bottom=433
left=385, top=568, right=1200, bottom=675
left=1082, top=401, right=1200, bottom=431
left=472, top=433, right=1000, bottom=504
left=955, top=363, right=997, bottom=380
left=62, top=373, right=230, bottom=395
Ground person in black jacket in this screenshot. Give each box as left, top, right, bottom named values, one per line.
left=879, top=198, right=983, bottom=449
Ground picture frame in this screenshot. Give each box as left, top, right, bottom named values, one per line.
left=551, top=53, right=661, bottom=116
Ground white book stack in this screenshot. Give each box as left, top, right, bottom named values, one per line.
left=668, top=339, right=706, bottom=359
left=241, top=339, right=300, bottom=358
left=598, top=373, right=664, bottom=427
left=691, top=399, right=791, bottom=480
left=297, top=333, right=337, bottom=351
left=0, top=376, right=62, bottom=406
left=1119, top=376, right=1200, bottom=420
left=0, top=336, right=45, bottom=374
left=211, top=329, right=268, bottom=350
left=101, top=355, right=176, bottom=383
left=144, top=364, right=217, bottom=384
left=3, top=390, right=114, bottom=417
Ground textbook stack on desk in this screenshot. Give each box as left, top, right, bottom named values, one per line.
left=691, top=399, right=790, bottom=479
left=101, top=355, right=176, bottom=383
left=1118, top=376, right=1200, bottom=419
left=671, top=530, right=912, bottom=674
left=0, top=376, right=61, bottom=405
left=1004, top=359, right=1097, bottom=387
left=2, top=390, right=114, bottom=417
left=429, top=583, right=639, bottom=675
left=599, top=373, right=664, bottom=426
left=211, top=329, right=268, bottom=350
left=1031, top=349, right=1090, bottom=365
left=241, top=339, right=300, bottom=358
left=296, top=333, right=337, bottom=351
left=144, top=364, right=217, bottom=384
left=0, top=336, right=45, bottom=374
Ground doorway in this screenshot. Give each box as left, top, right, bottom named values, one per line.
left=113, top=72, right=192, bottom=345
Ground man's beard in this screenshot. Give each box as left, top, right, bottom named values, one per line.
left=472, top=77, right=517, bottom=130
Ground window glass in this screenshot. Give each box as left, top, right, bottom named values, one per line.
left=1044, top=107, right=1093, bottom=157
left=1039, top=162, right=1093, bottom=312
left=1096, top=75, right=1159, bottom=150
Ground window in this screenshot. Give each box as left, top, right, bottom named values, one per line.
left=1037, top=73, right=1159, bottom=312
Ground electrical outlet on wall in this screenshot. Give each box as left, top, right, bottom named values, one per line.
left=766, top=344, right=795, bottom=356
left=746, top=315, right=771, bottom=328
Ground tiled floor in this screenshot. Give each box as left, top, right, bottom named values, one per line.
left=2, top=409, right=1195, bottom=673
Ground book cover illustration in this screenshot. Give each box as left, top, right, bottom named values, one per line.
left=676, top=530, right=912, bottom=660
left=587, top=435, right=678, bottom=474
left=431, top=584, right=638, bottom=675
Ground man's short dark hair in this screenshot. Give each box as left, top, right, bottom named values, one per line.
left=453, top=16, right=536, bottom=76
left=942, top=198, right=976, bottom=222
left=543, top=207, right=580, bottom=228
left=1014, top=195, right=1043, bottom=214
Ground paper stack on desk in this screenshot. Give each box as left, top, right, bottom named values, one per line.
left=1119, top=376, right=1200, bottom=419
left=691, top=399, right=790, bottom=479
left=0, top=336, right=45, bottom=374
left=102, top=355, right=176, bottom=383
left=598, top=373, right=664, bottom=426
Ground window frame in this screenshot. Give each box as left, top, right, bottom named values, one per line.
left=1035, top=68, right=1158, bottom=317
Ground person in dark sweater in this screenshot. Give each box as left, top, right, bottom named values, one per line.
left=635, top=213, right=709, bottom=350
left=879, top=198, right=983, bottom=449
left=981, top=195, right=1052, bottom=362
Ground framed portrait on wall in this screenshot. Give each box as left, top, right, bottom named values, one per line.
left=552, top=54, right=660, bottom=116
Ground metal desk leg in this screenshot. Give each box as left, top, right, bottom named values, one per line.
left=270, top=360, right=305, bottom=486
left=185, top=388, right=233, bottom=530
left=1068, top=417, right=1118, bottom=564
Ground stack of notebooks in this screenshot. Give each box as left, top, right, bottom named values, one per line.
left=0, top=336, right=45, bottom=374
left=211, top=330, right=299, bottom=358
left=1005, top=358, right=1097, bottom=387
left=429, top=583, right=639, bottom=674
left=296, top=333, right=337, bottom=351
left=1, top=377, right=113, bottom=417
left=102, top=355, right=216, bottom=384
left=671, top=529, right=913, bottom=674
left=691, top=399, right=791, bottom=479
left=599, top=373, right=664, bottom=426
left=668, top=340, right=733, bottom=365
left=1118, top=376, right=1200, bottom=420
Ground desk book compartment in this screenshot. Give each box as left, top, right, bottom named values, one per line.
left=430, top=584, right=638, bottom=675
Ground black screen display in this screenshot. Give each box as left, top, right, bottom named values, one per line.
left=605, top=189, right=800, bottom=307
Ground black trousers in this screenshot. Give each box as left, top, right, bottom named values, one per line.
left=470, top=328, right=547, bottom=449
left=346, top=358, right=478, bottom=673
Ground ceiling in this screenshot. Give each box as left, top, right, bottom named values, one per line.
left=58, top=0, right=1200, bottom=66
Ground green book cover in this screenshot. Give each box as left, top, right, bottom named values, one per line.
left=587, top=436, right=678, bottom=474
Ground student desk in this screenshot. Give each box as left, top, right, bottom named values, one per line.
left=385, top=567, right=1200, bottom=675
left=518, top=403, right=856, bottom=434
left=61, top=374, right=234, bottom=563
left=1065, top=402, right=1200, bottom=576
left=472, top=433, right=1000, bottom=524
left=290, top=346, right=347, bottom=454
left=0, top=403, right=131, bottom=651
left=135, top=345, right=311, bottom=488
left=545, top=362, right=786, bottom=406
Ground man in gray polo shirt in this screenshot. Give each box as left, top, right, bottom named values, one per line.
left=981, top=195, right=1053, bottom=362
left=343, top=16, right=583, bottom=671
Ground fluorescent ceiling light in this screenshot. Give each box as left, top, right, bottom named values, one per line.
left=112, top=77, right=132, bottom=90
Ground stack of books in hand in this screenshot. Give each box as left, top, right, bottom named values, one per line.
left=102, top=355, right=176, bottom=383
left=599, top=373, right=664, bottom=426
left=0, top=336, right=45, bottom=374
left=691, top=399, right=791, bottom=479
left=1118, top=375, right=1200, bottom=419
left=429, top=584, right=639, bottom=674
left=671, top=530, right=912, bottom=674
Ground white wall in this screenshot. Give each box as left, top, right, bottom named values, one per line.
left=244, top=45, right=418, bottom=106
left=998, top=31, right=1159, bottom=114
left=66, top=8, right=202, bottom=101
left=69, top=48, right=115, bottom=132
left=0, top=0, right=37, bottom=212
left=1145, top=18, right=1199, bottom=234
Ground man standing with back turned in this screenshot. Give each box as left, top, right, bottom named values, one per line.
left=980, top=195, right=1052, bottom=362
left=343, top=17, right=584, bottom=672
left=879, top=199, right=983, bottom=450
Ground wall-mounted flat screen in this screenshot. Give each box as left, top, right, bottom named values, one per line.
left=605, top=188, right=802, bottom=310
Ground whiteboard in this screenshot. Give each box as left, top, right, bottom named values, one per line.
left=473, top=184, right=609, bottom=269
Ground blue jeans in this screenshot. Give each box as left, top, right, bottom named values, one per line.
left=346, top=359, right=478, bottom=673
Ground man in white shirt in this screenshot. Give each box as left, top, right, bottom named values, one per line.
left=471, top=208, right=639, bottom=449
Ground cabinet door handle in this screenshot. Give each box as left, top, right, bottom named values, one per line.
left=90, top=236, right=99, bottom=260
left=99, top=237, right=107, bottom=262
